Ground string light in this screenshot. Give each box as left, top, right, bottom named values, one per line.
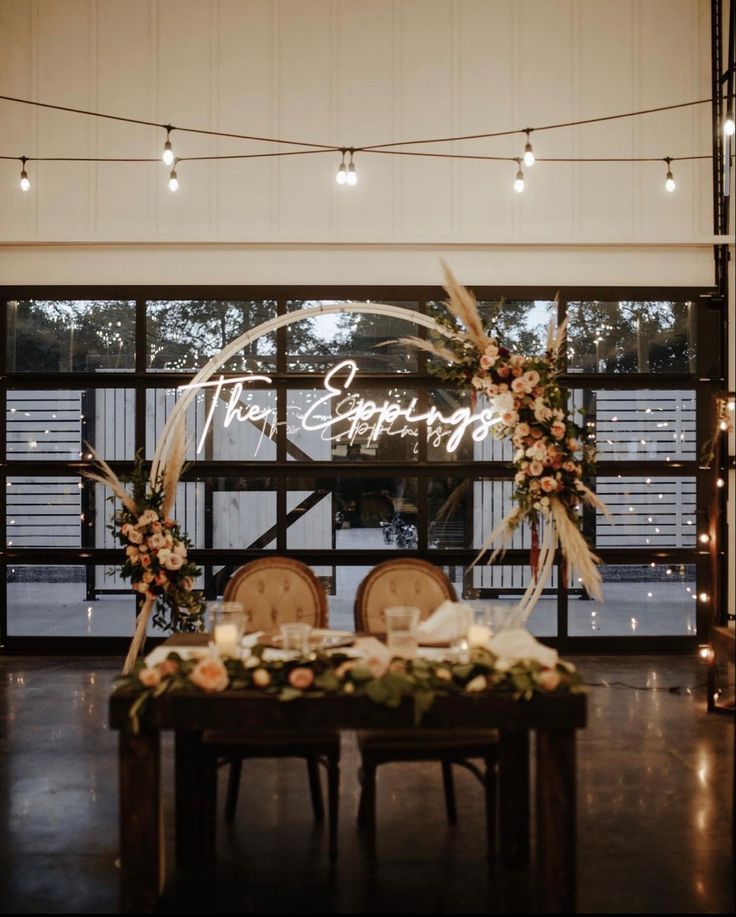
left=725, top=112, right=735, bottom=136
left=346, top=149, right=357, bottom=186
left=168, top=165, right=179, bottom=191
left=523, top=129, right=535, bottom=167
left=513, top=158, right=525, bottom=193
left=698, top=533, right=710, bottom=544
left=19, top=156, right=29, bottom=191
left=162, top=125, right=175, bottom=166
left=664, top=156, right=676, bottom=192
left=336, top=149, right=347, bottom=185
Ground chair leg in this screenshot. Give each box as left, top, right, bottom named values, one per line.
left=357, top=761, right=377, bottom=866
left=306, top=756, right=325, bottom=822
left=441, top=760, right=458, bottom=825
left=484, top=756, right=497, bottom=863
left=224, top=757, right=243, bottom=824
left=327, top=755, right=340, bottom=864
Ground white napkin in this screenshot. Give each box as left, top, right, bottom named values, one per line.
left=415, top=601, right=474, bottom=642
left=144, top=644, right=210, bottom=668
left=487, top=628, right=560, bottom=671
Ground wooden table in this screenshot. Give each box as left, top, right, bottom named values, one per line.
left=109, top=648, right=586, bottom=913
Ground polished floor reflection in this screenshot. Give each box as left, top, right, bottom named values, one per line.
left=0, top=655, right=733, bottom=913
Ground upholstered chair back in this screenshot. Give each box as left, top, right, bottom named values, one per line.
left=224, top=558, right=328, bottom=632
left=354, top=558, right=457, bottom=633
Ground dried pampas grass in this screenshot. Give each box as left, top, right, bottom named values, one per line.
left=550, top=499, right=604, bottom=603
left=440, top=261, right=489, bottom=352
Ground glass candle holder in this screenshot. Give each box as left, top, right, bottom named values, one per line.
left=280, top=621, right=312, bottom=654
left=385, top=606, right=420, bottom=659
left=209, top=601, right=247, bottom=658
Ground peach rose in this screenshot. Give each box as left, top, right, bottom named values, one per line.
left=158, top=659, right=179, bottom=677
left=148, top=533, right=166, bottom=549
left=125, top=546, right=139, bottom=562
left=516, top=422, right=530, bottom=438
left=529, top=460, right=544, bottom=476
left=522, top=369, right=540, bottom=387
left=121, top=523, right=131, bottom=536
left=550, top=421, right=566, bottom=440
left=189, top=658, right=229, bottom=693
left=497, top=365, right=510, bottom=378
left=140, top=553, right=152, bottom=568
left=511, top=377, right=528, bottom=394
left=501, top=410, right=519, bottom=427
left=536, top=669, right=562, bottom=691
left=165, top=553, right=184, bottom=571
left=151, top=522, right=162, bottom=533
left=515, top=471, right=527, bottom=485
left=252, top=668, right=271, bottom=688
left=137, top=510, right=159, bottom=527
left=142, top=570, right=154, bottom=584
left=139, top=667, right=161, bottom=687
left=173, top=541, right=187, bottom=558
left=288, top=667, right=315, bottom=690
left=127, top=527, right=143, bottom=544
left=540, top=476, right=558, bottom=493
left=479, top=354, right=494, bottom=370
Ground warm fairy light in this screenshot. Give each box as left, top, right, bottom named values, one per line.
left=513, top=159, right=525, bottom=193
left=698, top=533, right=710, bottom=544
left=19, top=157, right=30, bottom=191
left=725, top=115, right=735, bottom=136
left=346, top=150, right=357, bottom=186
left=699, top=592, right=708, bottom=602
left=664, top=157, right=676, bottom=192
left=698, top=644, right=712, bottom=660
left=168, top=168, right=179, bottom=191
left=162, top=126, right=175, bottom=166
left=716, top=478, right=724, bottom=488
left=336, top=149, right=347, bottom=185
left=523, top=129, right=535, bottom=167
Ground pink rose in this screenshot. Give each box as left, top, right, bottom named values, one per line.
left=497, top=365, right=510, bottom=378
left=288, top=667, right=315, bottom=690
left=137, top=510, right=159, bottom=527
left=537, top=669, right=562, bottom=691
left=189, top=658, right=229, bottom=693
left=139, top=667, right=161, bottom=688
left=127, top=527, right=143, bottom=545
left=511, top=366, right=523, bottom=377
left=140, top=553, right=152, bottom=568
left=252, top=668, right=271, bottom=688
left=148, top=533, right=166, bottom=549
left=510, top=377, right=528, bottom=394
left=479, top=354, right=494, bottom=370
left=541, top=477, right=558, bottom=493
left=516, top=423, right=530, bottom=438
left=165, top=553, right=184, bottom=571
left=501, top=410, right=519, bottom=426
left=173, top=541, right=187, bottom=558
left=523, top=370, right=540, bottom=387
left=529, top=460, right=544, bottom=476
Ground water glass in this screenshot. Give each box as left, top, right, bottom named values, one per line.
left=280, top=621, right=312, bottom=654
left=385, top=606, right=420, bottom=659
left=209, top=601, right=247, bottom=657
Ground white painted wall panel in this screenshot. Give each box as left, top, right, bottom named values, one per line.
left=0, top=0, right=718, bottom=279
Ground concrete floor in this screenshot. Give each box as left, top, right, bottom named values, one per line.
left=0, top=655, right=733, bottom=914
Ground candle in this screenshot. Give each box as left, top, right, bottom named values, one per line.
left=214, top=622, right=241, bottom=657
left=467, top=624, right=491, bottom=648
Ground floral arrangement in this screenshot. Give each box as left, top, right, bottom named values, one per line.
left=397, top=264, right=609, bottom=611
left=117, top=640, right=584, bottom=733
left=84, top=420, right=206, bottom=673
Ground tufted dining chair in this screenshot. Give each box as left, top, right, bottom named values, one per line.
left=354, top=558, right=498, bottom=863
left=203, top=558, right=340, bottom=862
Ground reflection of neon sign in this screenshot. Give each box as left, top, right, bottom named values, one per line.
left=179, top=359, right=502, bottom=456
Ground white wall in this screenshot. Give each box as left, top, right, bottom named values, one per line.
left=0, top=0, right=726, bottom=285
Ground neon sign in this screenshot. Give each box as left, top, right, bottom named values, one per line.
left=179, top=359, right=502, bottom=456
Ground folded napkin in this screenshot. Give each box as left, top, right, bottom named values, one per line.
left=487, top=628, right=560, bottom=671
left=415, top=600, right=474, bottom=642
left=144, top=644, right=210, bottom=668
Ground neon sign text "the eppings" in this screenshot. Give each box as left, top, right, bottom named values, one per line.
left=179, top=359, right=502, bottom=455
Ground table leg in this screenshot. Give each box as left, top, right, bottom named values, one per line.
left=498, top=729, right=530, bottom=866
left=536, top=728, right=576, bottom=913
left=119, top=727, right=163, bottom=913
left=175, top=730, right=217, bottom=870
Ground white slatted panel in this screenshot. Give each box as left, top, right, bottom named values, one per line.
left=7, top=391, right=82, bottom=460
left=595, top=476, right=696, bottom=547
left=593, top=390, right=696, bottom=461
left=286, top=490, right=332, bottom=550
left=6, top=477, right=80, bottom=547
left=213, top=491, right=277, bottom=550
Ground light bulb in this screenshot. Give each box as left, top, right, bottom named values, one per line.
left=168, top=168, right=179, bottom=192
left=664, top=158, right=676, bottom=192
left=19, top=169, right=30, bottom=192
left=523, top=130, right=535, bottom=167
left=163, top=140, right=174, bottom=166
left=699, top=592, right=709, bottom=602
left=513, top=165, right=525, bottom=193
left=724, top=116, right=735, bottom=136
left=698, top=533, right=710, bottom=544
left=346, top=161, right=357, bottom=186
left=336, top=151, right=347, bottom=185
